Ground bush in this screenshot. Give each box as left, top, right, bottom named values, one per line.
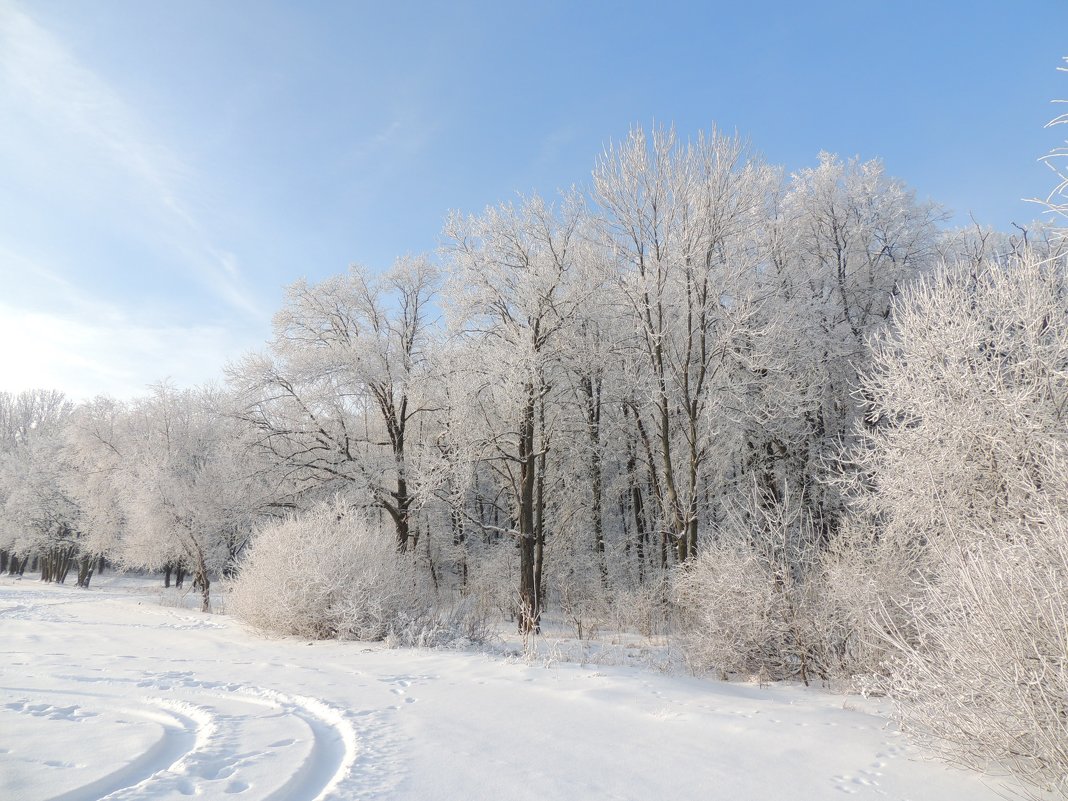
left=673, top=491, right=829, bottom=684
left=608, top=576, right=671, bottom=639
left=464, top=541, right=520, bottom=621
left=812, top=518, right=915, bottom=683
left=229, top=499, right=422, bottom=640
left=878, top=469, right=1068, bottom=797
left=855, top=252, right=1068, bottom=795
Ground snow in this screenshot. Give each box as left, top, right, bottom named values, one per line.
left=0, top=575, right=1015, bottom=801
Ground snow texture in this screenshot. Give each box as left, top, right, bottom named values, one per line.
left=0, top=574, right=1016, bottom=801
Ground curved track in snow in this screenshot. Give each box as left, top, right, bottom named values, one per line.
left=2, top=674, right=365, bottom=801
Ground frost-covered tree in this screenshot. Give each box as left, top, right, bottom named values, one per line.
left=231, top=256, right=439, bottom=552
left=0, top=390, right=82, bottom=581
left=63, top=395, right=129, bottom=567
left=749, top=154, right=943, bottom=535
left=592, top=125, right=777, bottom=561
left=444, top=193, right=588, bottom=631
left=67, top=384, right=267, bottom=610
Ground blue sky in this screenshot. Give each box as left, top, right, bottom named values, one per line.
left=1, top=0, right=1065, bottom=398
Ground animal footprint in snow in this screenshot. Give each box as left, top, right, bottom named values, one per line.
left=833, top=771, right=880, bottom=793
left=831, top=775, right=858, bottom=794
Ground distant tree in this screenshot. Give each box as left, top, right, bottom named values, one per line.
left=592, top=125, right=776, bottom=561
left=68, top=384, right=267, bottom=611
left=752, top=153, right=943, bottom=535
left=0, top=390, right=81, bottom=582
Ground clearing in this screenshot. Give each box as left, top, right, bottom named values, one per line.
left=0, top=575, right=1013, bottom=800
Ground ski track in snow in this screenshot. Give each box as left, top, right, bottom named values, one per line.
left=0, top=677, right=375, bottom=801
left=0, top=583, right=400, bottom=801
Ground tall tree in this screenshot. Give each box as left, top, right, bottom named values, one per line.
left=444, top=193, right=587, bottom=632
left=592, top=125, right=775, bottom=561
left=0, top=390, right=79, bottom=580
left=231, top=256, right=439, bottom=552
left=68, top=384, right=265, bottom=611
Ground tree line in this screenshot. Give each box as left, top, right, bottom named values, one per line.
left=1, top=122, right=1065, bottom=795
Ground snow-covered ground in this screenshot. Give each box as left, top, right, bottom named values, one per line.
left=1, top=575, right=1015, bottom=801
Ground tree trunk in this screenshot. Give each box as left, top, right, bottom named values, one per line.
left=56, top=546, right=73, bottom=584
left=534, top=395, right=549, bottom=614
left=582, top=375, right=607, bottom=587
left=450, top=488, right=468, bottom=589
left=631, top=481, right=648, bottom=583
left=193, top=557, right=211, bottom=613
left=77, top=555, right=94, bottom=588
left=517, top=387, right=540, bottom=634
left=394, top=479, right=412, bottom=553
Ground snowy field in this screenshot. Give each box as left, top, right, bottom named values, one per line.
left=1, top=575, right=1014, bottom=801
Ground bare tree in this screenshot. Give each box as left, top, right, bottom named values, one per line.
left=231, top=256, right=440, bottom=553
left=592, top=125, right=774, bottom=561
left=444, top=193, right=587, bottom=632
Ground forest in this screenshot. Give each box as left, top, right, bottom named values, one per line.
left=1, top=119, right=1066, bottom=796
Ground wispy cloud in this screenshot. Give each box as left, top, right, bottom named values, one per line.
left=0, top=246, right=261, bottom=399
left=0, top=298, right=258, bottom=400
left=0, top=0, right=262, bottom=317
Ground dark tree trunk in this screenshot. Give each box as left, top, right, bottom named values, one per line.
left=581, top=375, right=607, bottom=587
left=193, top=554, right=210, bottom=613
left=534, top=396, right=548, bottom=613
left=396, top=491, right=412, bottom=553
left=451, top=492, right=468, bottom=588
left=517, top=387, right=540, bottom=634
left=632, top=481, right=648, bottom=583
left=55, top=546, right=73, bottom=584
left=77, top=555, right=94, bottom=588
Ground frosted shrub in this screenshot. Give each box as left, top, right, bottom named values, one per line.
left=881, top=501, right=1068, bottom=796
left=856, top=254, right=1068, bottom=562
left=560, top=581, right=607, bottom=641
left=465, top=542, right=520, bottom=620
left=674, top=540, right=783, bottom=679
left=812, top=519, right=915, bottom=682
left=385, top=597, right=494, bottom=649
left=608, top=576, right=670, bottom=638
left=855, top=252, right=1068, bottom=794
left=229, top=500, right=421, bottom=640
left=673, top=493, right=827, bottom=683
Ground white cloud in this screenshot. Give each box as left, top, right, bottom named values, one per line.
left=0, top=298, right=261, bottom=400
left=0, top=246, right=264, bottom=400
left=0, top=0, right=263, bottom=318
